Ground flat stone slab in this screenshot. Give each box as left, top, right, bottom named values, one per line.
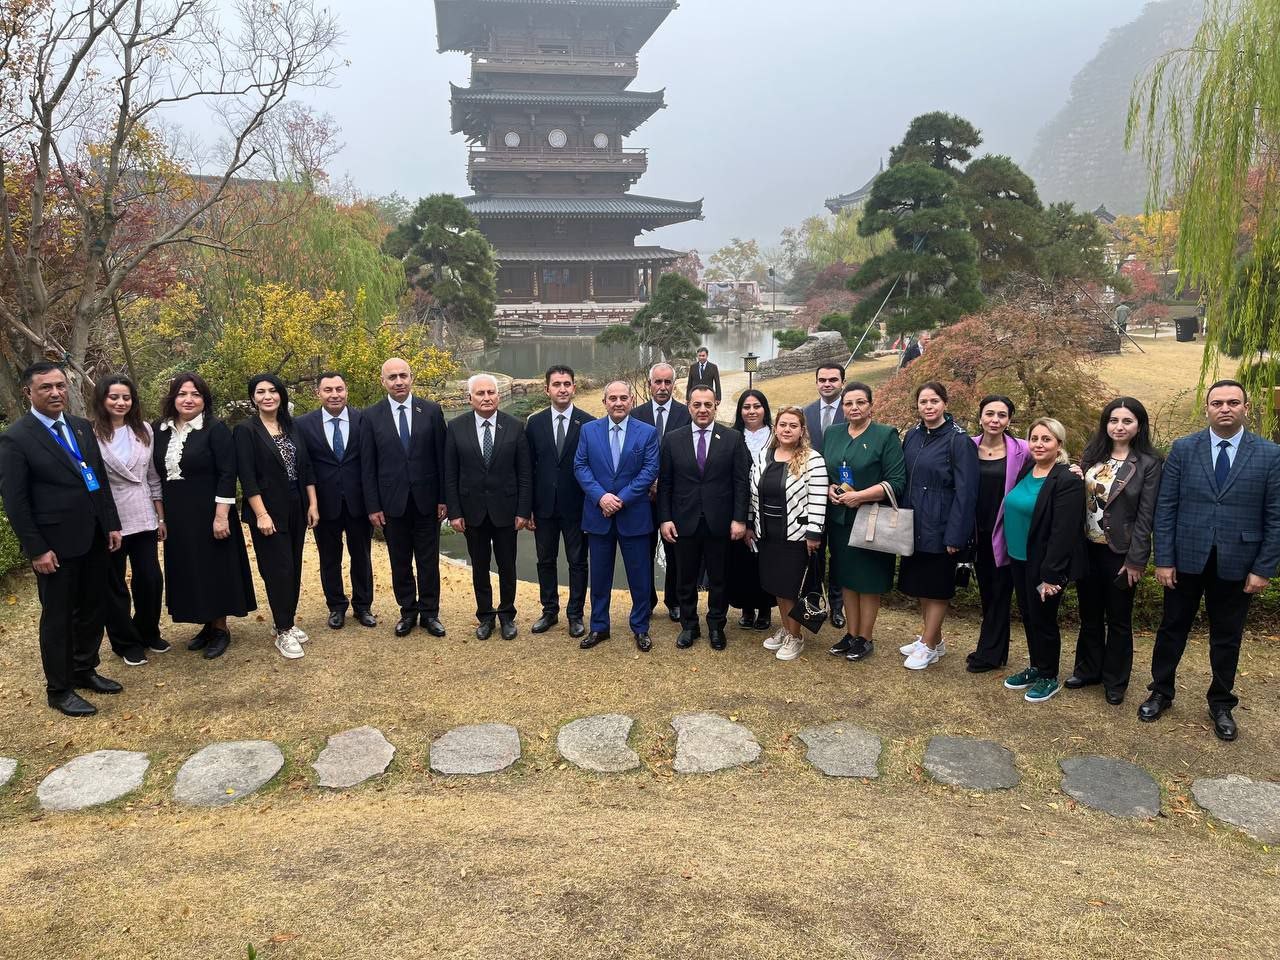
left=923, top=736, right=1020, bottom=790
left=430, top=723, right=520, bottom=775
left=557, top=714, right=640, bottom=773
left=1060, top=756, right=1160, bottom=819
left=797, top=723, right=881, bottom=778
left=672, top=712, right=761, bottom=774
left=37, top=750, right=149, bottom=812
left=173, top=740, right=284, bottom=807
left=1192, top=774, right=1280, bottom=842
left=0, top=757, right=15, bottom=789
left=313, top=726, right=395, bottom=788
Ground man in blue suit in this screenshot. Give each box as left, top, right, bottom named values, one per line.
left=1141, top=380, right=1280, bottom=740
left=574, top=380, right=660, bottom=652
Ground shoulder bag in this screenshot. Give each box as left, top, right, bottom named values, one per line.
left=849, top=481, right=915, bottom=557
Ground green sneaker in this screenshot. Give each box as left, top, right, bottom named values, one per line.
left=1003, top=667, right=1040, bottom=690
left=1024, top=678, right=1062, bottom=703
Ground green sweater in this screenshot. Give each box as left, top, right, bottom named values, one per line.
left=821, top=420, right=907, bottom=527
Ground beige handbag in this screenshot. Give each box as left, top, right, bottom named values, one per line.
left=848, top=482, right=915, bottom=557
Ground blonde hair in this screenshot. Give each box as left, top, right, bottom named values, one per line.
left=768, top=406, right=814, bottom=479
left=1028, top=417, right=1070, bottom=464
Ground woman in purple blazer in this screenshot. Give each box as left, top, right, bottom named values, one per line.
left=967, top=395, right=1031, bottom=672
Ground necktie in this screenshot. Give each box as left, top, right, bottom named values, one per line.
left=330, top=417, right=344, bottom=458
left=1215, top=439, right=1231, bottom=488
left=656, top=406, right=666, bottom=438
left=52, top=421, right=76, bottom=462
left=696, top=428, right=708, bottom=474
left=555, top=414, right=566, bottom=457
left=611, top=424, right=622, bottom=471
left=822, top=405, right=833, bottom=432
left=482, top=420, right=493, bottom=465
left=397, top=405, right=410, bottom=451
left=699, top=363, right=705, bottom=380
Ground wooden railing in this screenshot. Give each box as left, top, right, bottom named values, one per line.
left=467, top=147, right=648, bottom=181
left=471, top=52, right=638, bottom=76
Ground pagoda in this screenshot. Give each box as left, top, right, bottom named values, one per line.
left=434, top=0, right=702, bottom=325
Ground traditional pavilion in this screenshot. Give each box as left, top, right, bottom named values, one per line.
left=434, top=0, right=702, bottom=325
left=825, top=160, right=882, bottom=216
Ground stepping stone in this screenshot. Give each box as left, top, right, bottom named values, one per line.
left=671, top=712, right=761, bottom=774
left=173, top=740, right=284, bottom=807
left=557, top=714, right=640, bottom=773
left=430, top=723, right=520, bottom=775
left=1060, top=756, right=1160, bottom=819
left=923, top=736, right=1020, bottom=790
left=0, top=757, right=15, bottom=789
left=797, top=723, right=881, bottom=778
left=37, top=750, right=149, bottom=812
left=1191, top=774, right=1280, bottom=843
left=312, top=726, right=395, bottom=788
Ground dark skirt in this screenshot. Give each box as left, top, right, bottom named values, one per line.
left=829, top=520, right=897, bottom=595
left=757, top=512, right=808, bottom=601
left=726, top=539, right=775, bottom=612
left=162, top=483, right=257, bottom=624
left=898, top=549, right=958, bottom=600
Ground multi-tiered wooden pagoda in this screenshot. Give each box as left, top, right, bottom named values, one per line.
left=434, top=0, right=702, bottom=325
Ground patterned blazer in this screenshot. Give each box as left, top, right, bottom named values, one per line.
left=748, top=448, right=828, bottom=542
left=98, top=422, right=162, bottom=537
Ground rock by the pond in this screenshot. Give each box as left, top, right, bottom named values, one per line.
left=1191, top=774, right=1280, bottom=842
left=672, top=712, right=761, bottom=774
left=313, top=726, right=395, bottom=788
left=923, top=736, right=1020, bottom=790
left=0, top=757, right=16, bottom=789
left=173, top=740, right=284, bottom=807
left=797, top=723, right=881, bottom=778
left=557, top=714, right=640, bottom=773
left=430, top=723, right=520, bottom=775
left=1060, top=756, right=1160, bottom=819
left=37, top=750, right=149, bottom=812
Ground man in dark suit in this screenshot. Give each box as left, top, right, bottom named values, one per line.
left=632, top=361, right=690, bottom=621
left=444, top=374, right=532, bottom=640
left=803, top=362, right=847, bottom=628
left=360, top=357, right=448, bottom=638
left=1140, top=380, right=1280, bottom=740
left=685, top=346, right=721, bottom=401
left=297, top=371, right=375, bottom=631
left=574, top=380, right=660, bottom=652
left=525, top=364, right=592, bottom=638
left=0, top=362, right=124, bottom=716
left=658, top=385, right=749, bottom=650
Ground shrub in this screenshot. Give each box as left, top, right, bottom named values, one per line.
left=0, top=506, right=27, bottom=577
left=773, top=329, right=810, bottom=351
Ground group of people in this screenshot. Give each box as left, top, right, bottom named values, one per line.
left=1, top=354, right=1277, bottom=742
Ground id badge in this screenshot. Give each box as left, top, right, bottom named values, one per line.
left=838, top=463, right=854, bottom=487
left=80, top=464, right=101, bottom=492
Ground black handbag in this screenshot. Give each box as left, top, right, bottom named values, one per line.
left=794, top=549, right=829, bottom=635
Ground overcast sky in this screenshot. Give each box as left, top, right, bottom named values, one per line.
left=284, top=0, right=1152, bottom=253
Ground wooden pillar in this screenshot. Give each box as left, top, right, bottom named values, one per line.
left=532, top=263, right=540, bottom=302
left=588, top=263, right=595, bottom=300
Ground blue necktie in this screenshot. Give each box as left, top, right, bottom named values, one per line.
left=1215, top=439, right=1231, bottom=488
left=397, top=405, right=410, bottom=452
left=611, top=424, right=622, bottom=471
left=330, top=417, right=344, bottom=459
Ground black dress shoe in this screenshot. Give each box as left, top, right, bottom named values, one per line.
left=1064, top=675, right=1098, bottom=690
left=752, top=613, right=772, bottom=630
left=499, top=619, right=518, bottom=641
left=328, top=610, right=346, bottom=630
left=355, top=610, right=377, bottom=628
left=1105, top=689, right=1125, bottom=705
left=567, top=619, right=586, bottom=639
left=966, top=660, right=1000, bottom=674
left=187, top=623, right=212, bottom=651
left=581, top=630, right=609, bottom=649
left=531, top=614, right=558, bottom=634
left=394, top=615, right=417, bottom=637
left=75, top=671, right=123, bottom=694
left=830, top=610, right=846, bottom=630
left=48, top=690, right=96, bottom=717
left=675, top=628, right=700, bottom=649
left=421, top=617, right=446, bottom=637
left=829, top=633, right=854, bottom=656
left=709, top=628, right=727, bottom=651
left=202, top=629, right=230, bottom=660
left=1210, top=708, right=1238, bottom=741
left=738, top=611, right=755, bottom=628
left=634, top=632, right=652, bottom=652
left=845, top=636, right=874, bottom=662
left=1138, top=692, right=1173, bottom=722
left=476, top=619, right=496, bottom=640
left=668, top=607, right=681, bottom=622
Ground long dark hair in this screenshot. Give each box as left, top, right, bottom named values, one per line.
left=1081, top=397, right=1162, bottom=466
left=161, top=372, right=215, bottom=424
left=732, top=389, right=772, bottom=432
left=92, top=374, right=150, bottom=445
left=247, top=372, right=294, bottom=432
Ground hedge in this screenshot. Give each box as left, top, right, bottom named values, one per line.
left=0, top=505, right=25, bottom=578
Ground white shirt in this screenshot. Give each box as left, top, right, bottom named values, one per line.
left=325, top=406, right=350, bottom=453
left=386, top=394, right=413, bottom=432
left=1210, top=426, right=1244, bottom=468
left=107, top=425, right=136, bottom=462
left=474, top=410, right=498, bottom=449
left=744, top=426, right=772, bottom=458
left=550, top=404, right=576, bottom=438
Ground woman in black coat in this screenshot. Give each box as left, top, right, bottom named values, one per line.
left=234, top=374, right=319, bottom=660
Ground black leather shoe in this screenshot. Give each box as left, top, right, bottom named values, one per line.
left=668, top=607, right=681, bottom=622
left=581, top=630, right=609, bottom=649
left=48, top=690, right=96, bottom=717
left=676, top=627, right=700, bottom=649
left=1138, top=692, right=1173, bottom=722
left=75, top=671, right=123, bottom=694
left=395, top=616, right=416, bottom=637
left=476, top=619, right=496, bottom=640
left=830, top=610, right=846, bottom=630
left=966, top=660, right=1000, bottom=674
left=499, top=619, right=518, bottom=641
left=845, top=636, right=874, bottom=661
left=752, top=613, right=772, bottom=630
left=187, top=624, right=212, bottom=651
left=567, top=619, right=586, bottom=639
left=422, top=617, right=446, bottom=637
left=1105, top=689, right=1125, bottom=705
left=328, top=610, right=346, bottom=630
left=1064, top=675, right=1097, bottom=690
left=1210, top=708, right=1238, bottom=741
left=202, top=629, right=230, bottom=660
left=355, top=610, right=377, bottom=628
left=531, top=614, right=558, bottom=634
left=738, top=611, right=755, bottom=628
left=709, top=628, right=727, bottom=651
left=829, top=634, right=854, bottom=656
left=634, top=632, right=652, bottom=652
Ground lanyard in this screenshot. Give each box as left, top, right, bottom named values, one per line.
left=49, top=420, right=86, bottom=465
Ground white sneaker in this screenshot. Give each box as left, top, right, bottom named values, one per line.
left=275, top=630, right=305, bottom=660
left=898, top=635, right=946, bottom=657
left=903, top=643, right=941, bottom=670
left=776, top=635, right=804, bottom=661
left=763, top=627, right=786, bottom=651
left=287, top=625, right=309, bottom=645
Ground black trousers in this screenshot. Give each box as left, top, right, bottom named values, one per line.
left=1011, top=558, right=1065, bottom=678
left=1073, top=542, right=1135, bottom=692
left=105, top=529, right=163, bottom=655
left=970, top=533, right=1013, bottom=668
left=250, top=496, right=305, bottom=631
left=1149, top=550, right=1252, bottom=710
left=383, top=499, right=441, bottom=618
left=37, top=529, right=108, bottom=694
left=464, top=517, right=518, bottom=623
left=675, top=519, right=729, bottom=630
left=313, top=502, right=373, bottom=614
left=533, top=512, right=587, bottom=620
left=820, top=531, right=844, bottom=617
left=647, top=527, right=679, bottom=612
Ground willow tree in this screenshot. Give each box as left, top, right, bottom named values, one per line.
left=1126, top=0, right=1280, bottom=429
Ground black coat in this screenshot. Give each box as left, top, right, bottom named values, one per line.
left=685, top=361, right=722, bottom=401
left=526, top=404, right=593, bottom=520
left=0, top=413, right=121, bottom=559
left=296, top=407, right=366, bottom=520
left=443, top=410, right=533, bottom=527
left=901, top=417, right=979, bottom=553
left=1020, top=460, right=1088, bottom=586
left=657, top=423, right=749, bottom=536
left=233, top=417, right=315, bottom=530
left=359, top=396, right=446, bottom=518
left=632, top=398, right=691, bottom=437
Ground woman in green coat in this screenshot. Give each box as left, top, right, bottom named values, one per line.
left=823, top=381, right=907, bottom=662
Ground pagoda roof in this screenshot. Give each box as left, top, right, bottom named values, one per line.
left=463, top=193, right=702, bottom=225
left=435, top=0, right=678, bottom=54
left=450, top=85, right=665, bottom=137
left=825, top=162, right=882, bottom=214
left=495, top=245, right=685, bottom=262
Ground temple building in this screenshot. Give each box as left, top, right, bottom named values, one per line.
left=434, top=0, right=702, bottom=327
left=825, top=160, right=882, bottom=216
